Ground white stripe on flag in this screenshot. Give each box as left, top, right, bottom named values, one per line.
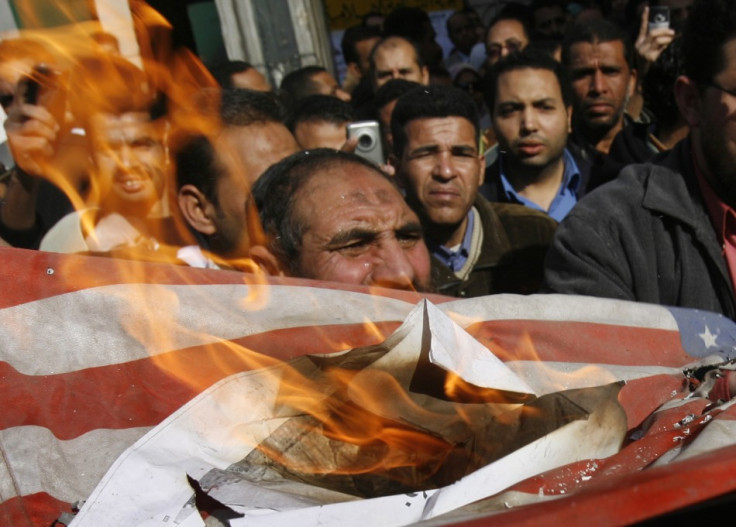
left=0, top=284, right=415, bottom=375
left=0, top=425, right=151, bottom=502
left=440, top=294, right=679, bottom=330
left=507, top=360, right=683, bottom=395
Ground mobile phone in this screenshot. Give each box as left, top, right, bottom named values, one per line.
left=648, top=6, right=670, bottom=31
left=347, top=120, right=385, bottom=166
left=22, top=64, right=68, bottom=127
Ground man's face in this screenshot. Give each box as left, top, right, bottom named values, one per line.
left=492, top=68, right=571, bottom=172
left=91, top=112, right=166, bottom=216
left=397, top=116, right=483, bottom=247
left=211, top=123, right=299, bottom=255
left=372, top=38, right=429, bottom=89
left=293, top=119, right=347, bottom=150
left=486, top=19, right=529, bottom=66
left=355, top=36, right=380, bottom=75
left=231, top=68, right=271, bottom=92
left=567, top=40, right=635, bottom=138
left=696, top=38, right=736, bottom=203
left=0, top=58, right=34, bottom=112
left=378, top=98, right=399, bottom=154
left=448, top=13, right=477, bottom=55
left=292, top=163, right=431, bottom=291
left=236, top=122, right=299, bottom=184
left=310, top=71, right=351, bottom=102
left=532, top=6, right=568, bottom=40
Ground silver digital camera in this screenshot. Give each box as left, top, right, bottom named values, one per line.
left=347, top=120, right=385, bottom=166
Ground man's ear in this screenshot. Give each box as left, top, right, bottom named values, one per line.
left=675, top=75, right=703, bottom=128
left=566, top=105, right=573, bottom=134
left=627, top=67, right=638, bottom=100
left=346, top=62, right=362, bottom=80
left=387, top=153, right=404, bottom=185
left=178, top=184, right=217, bottom=236
left=477, top=150, right=486, bottom=186
left=249, top=245, right=287, bottom=276
left=420, top=65, right=430, bottom=85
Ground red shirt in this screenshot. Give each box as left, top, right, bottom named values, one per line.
left=694, top=152, right=736, bottom=297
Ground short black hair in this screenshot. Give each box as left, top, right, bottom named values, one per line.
left=682, top=0, right=736, bottom=85
left=562, top=18, right=635, bottom=70
left=220, top=88, right=288, bottom=127
left=383, top=6, right=432, bottom=43
left=253, top=149, right=392, bottom=273
left=486, top=4, right=532, bottom=44
left=175, top=88, right=287, bottom=201
left=390, top=85, right=480, bottom=157
left=207, top=60, right=253, bottom=89
left=373, top=78, right=422, bottom=111
left=279, top=65, right=329, bottom=102
left=485, top=48, right=572, bottom=110
left=70, top=55, right=166, bottom=132
left=287, top=94, right=355, bottom=132
left=341, top=24, right=381, bottom=66
left=175, top=134, right=222, bottom=205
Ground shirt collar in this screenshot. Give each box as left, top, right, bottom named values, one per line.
left=498, top=148, right=581, bottom=202
left=427, top=209, right=475, bottom=272
left=694, top=147, right=732, bottom=247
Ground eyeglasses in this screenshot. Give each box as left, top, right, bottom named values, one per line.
left=703, top=80, right=736, bottom=98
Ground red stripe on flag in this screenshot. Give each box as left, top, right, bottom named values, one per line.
left=508, top=398, right=714, bottom=497
left=0, top=247, right=443, bottom=309
left=1, top=322, right=400, bottom=439
left=0, top=492, right=73, bottom=527
left=454, top=443, right=736, bottom=526
left=618, top=375, right=686, bottom=430
left=467, top=320, right=692, bottom=367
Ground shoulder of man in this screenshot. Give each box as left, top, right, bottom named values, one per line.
left=476, top=195, right=558, bottom=244
left=478, top=159, right=503, bottom=202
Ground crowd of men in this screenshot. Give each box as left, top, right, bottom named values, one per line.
left=6, top=0, right=736, bottom=321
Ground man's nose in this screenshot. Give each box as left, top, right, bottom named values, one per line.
left=591, top=69, right=606, bottom=94
left=114, top=144, right=133, bottom=168
left=520, top=108, right=538, bottom=133
left=432, top=151, right=454, bottom=180
left=370, top=241, right=416, bottom=290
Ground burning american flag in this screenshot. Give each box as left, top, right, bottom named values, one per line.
left=3, top=246, right=736, bottom=526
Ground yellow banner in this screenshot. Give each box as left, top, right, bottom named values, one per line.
left=325, top=0, right=463, bottom=30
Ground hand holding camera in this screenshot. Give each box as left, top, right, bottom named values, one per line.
left=4, top=64, right=68, bottom=178
left=635, top=6, right=676, bottom=74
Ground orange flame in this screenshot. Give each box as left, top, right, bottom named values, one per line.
left=2, top=1, right=617, bottom=501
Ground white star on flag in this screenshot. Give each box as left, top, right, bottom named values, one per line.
left=699, top=325, right=719, bottom=349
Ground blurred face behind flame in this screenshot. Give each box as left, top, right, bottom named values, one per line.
left=89, top=111, right=168, bottom=218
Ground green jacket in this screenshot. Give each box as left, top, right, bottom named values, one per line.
left=431, top=195, right=557, bottom=298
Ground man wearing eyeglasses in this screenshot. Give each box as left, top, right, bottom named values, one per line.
left=543, top=0, right=736, bottom=320
left=478, top=5, right=531, bottom=70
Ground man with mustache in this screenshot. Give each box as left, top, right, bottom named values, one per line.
left=251, top=149, right=432, bottom=292
left=481, top=49, right=584, bottom=222
left=563, top=18, right=645, bottom=186
left=543, top=0, right=736, bottom=320
left=6, top=55, right=184, bottom=257
left=390, top=85, right=557, bottom=298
